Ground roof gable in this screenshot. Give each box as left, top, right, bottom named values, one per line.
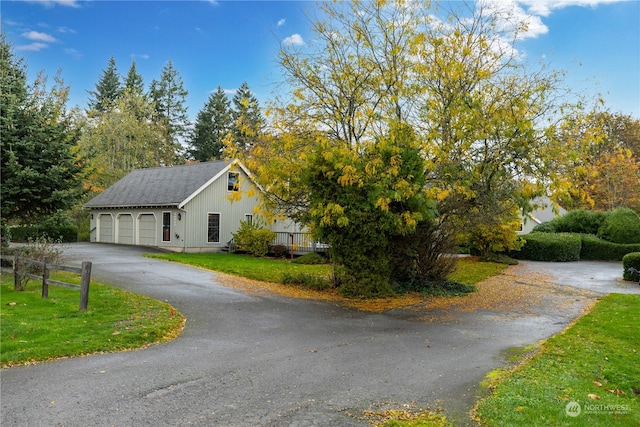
left=84, top=160, right=235, bottom=209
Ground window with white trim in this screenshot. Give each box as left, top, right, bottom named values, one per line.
left=228, top=172, right=239, bottom=191
left=208, top=213, right=220, bottom=243
left=162, top=212, right=171, bottom=242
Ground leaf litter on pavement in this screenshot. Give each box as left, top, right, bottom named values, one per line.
left=214, top=263, right=599, bottom=321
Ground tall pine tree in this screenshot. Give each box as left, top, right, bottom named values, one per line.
left=189, top=86, right=232, bottom=161
left=87, top=56, right=121, bottom=113
left=124, top=59, right=145, bottom=95
left=231, top=81, right=263, bottom=152
left=149, top=59, right=189, bottom=153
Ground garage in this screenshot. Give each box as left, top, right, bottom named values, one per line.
left=138, top=214, right=157, bottom=246
left=117, top=214, right=134, bottom=244
left=98, top=214, right=114, bottom=243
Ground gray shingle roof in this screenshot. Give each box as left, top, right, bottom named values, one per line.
left=84, top=161, right=231, bottom=208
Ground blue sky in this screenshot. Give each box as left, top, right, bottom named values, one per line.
left=2, top=0, right=639, bottom=121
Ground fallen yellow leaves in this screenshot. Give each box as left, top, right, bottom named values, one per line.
left=215, top=262, right=599, bottom=320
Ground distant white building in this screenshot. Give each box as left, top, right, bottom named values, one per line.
left=518, top=196, right=568, bottom=235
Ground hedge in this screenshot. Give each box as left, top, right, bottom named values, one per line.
left=622, top=252, right=640, bottom=282
left=9, top=224, right=78, bottom=243
left=580, top=234, right=640, bottom=261
left=510, top=232, right=581, bottom=262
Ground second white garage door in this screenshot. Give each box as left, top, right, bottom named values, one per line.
left=138, top=214, right=156, bottom=246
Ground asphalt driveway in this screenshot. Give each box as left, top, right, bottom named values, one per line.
left=1, top=243, right=636, bottom=426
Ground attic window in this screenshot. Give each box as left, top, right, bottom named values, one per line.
left=228, top=172, right=239, bottom=192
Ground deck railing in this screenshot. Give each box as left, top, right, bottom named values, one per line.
left=226, top=232, right=329, bottom=255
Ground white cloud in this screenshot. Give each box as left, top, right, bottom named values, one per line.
left=57, top=26, right=76, bottom=34
left=283, top=33, right=304, bottom=46
left=25, top=0, right=81, bottom=8
left=480, top=0, right=627, bottom=41
left=22, top=30, right=57, bottom=42
left=16, top=42, right=49, bottom=51
left=477, top=0, right=546, bottom=40
left=64, top=48, right=82, bottom=59
left=517, top=0, right=624, bottom=17
left=277, top=18, right=286, bottom=27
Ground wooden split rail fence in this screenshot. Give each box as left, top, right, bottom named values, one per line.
left=0, top=254, right=92, bottom=310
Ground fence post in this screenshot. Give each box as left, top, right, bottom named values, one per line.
left=13, top=253, right=21, bottom=291
left=42, top=257, right=49, bottom=299
left=79, top=261, right=92, bottom=311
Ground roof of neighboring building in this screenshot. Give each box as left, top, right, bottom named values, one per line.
left=527, top=196, right=568, bottom=224
left=84, top=160, right=237, bottom=209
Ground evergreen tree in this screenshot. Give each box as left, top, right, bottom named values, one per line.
left=189, top=86, right=232, bottom=161
left=87, top=56, right=121, bottom=113
left=149, top=59, right=189, bottom=150
left=1, top=35, right=84, bottom=224
left=231, top=81, right=263, bottom=152
left=124, top=59, right=145, bottom=95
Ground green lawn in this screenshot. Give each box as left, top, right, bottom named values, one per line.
left=473, top=293, right=640, bottom=426
left=146, top=253, right=505, bottom=286
left=146, top=252, right=332, bottom=283
left=0, top=272, right=184, bottom=367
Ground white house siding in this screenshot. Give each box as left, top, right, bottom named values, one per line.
left=182, top=169, right=262, bottom=252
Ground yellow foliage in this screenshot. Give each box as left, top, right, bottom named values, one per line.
left=376, top=197, right=391, bottom=211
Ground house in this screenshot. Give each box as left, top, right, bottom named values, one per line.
left=518, top=196, right=568, bottom=235
left=84, top=160, right=283, bottom=252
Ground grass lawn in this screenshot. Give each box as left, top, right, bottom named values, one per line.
left=0, top=272, right=184, bottom=367
left=146, top=252, right=333, bottom=283
left=146, top=253, right=505, bottom=287
left=473, top=293, right=640, bottom=427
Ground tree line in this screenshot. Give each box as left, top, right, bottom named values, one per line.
left=80, top=55, right=263, bottom=191
left=2, top=0, right=640, bottom=297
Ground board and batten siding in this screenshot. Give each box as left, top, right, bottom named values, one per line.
left=182, top=169, right=261, bottom=251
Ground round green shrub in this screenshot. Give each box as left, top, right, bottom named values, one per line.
left=511, top=232, right=581, bottom=262
left=597, top=208, right=640, bottom=244
left=622, top=252, right=640, bottom=282
left=532, top=221, right=557, bottom=233
left=292, top=252, right=327, bottom=264
left=232, top=220, right=276, bottom=257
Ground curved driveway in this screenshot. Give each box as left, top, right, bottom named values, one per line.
left=1, top=244, right=636, bottom=426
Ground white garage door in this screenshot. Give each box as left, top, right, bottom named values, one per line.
left=98, top=214, right=114, bottom=243
left=117, top=214, right=134, bottom=244
left=138, top=214, right=156, bottom=246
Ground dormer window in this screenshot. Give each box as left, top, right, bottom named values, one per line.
left=228, top=172, right=239, bottom=191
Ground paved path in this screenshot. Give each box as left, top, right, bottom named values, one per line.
left=1, top=244, right=636, bottom=426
